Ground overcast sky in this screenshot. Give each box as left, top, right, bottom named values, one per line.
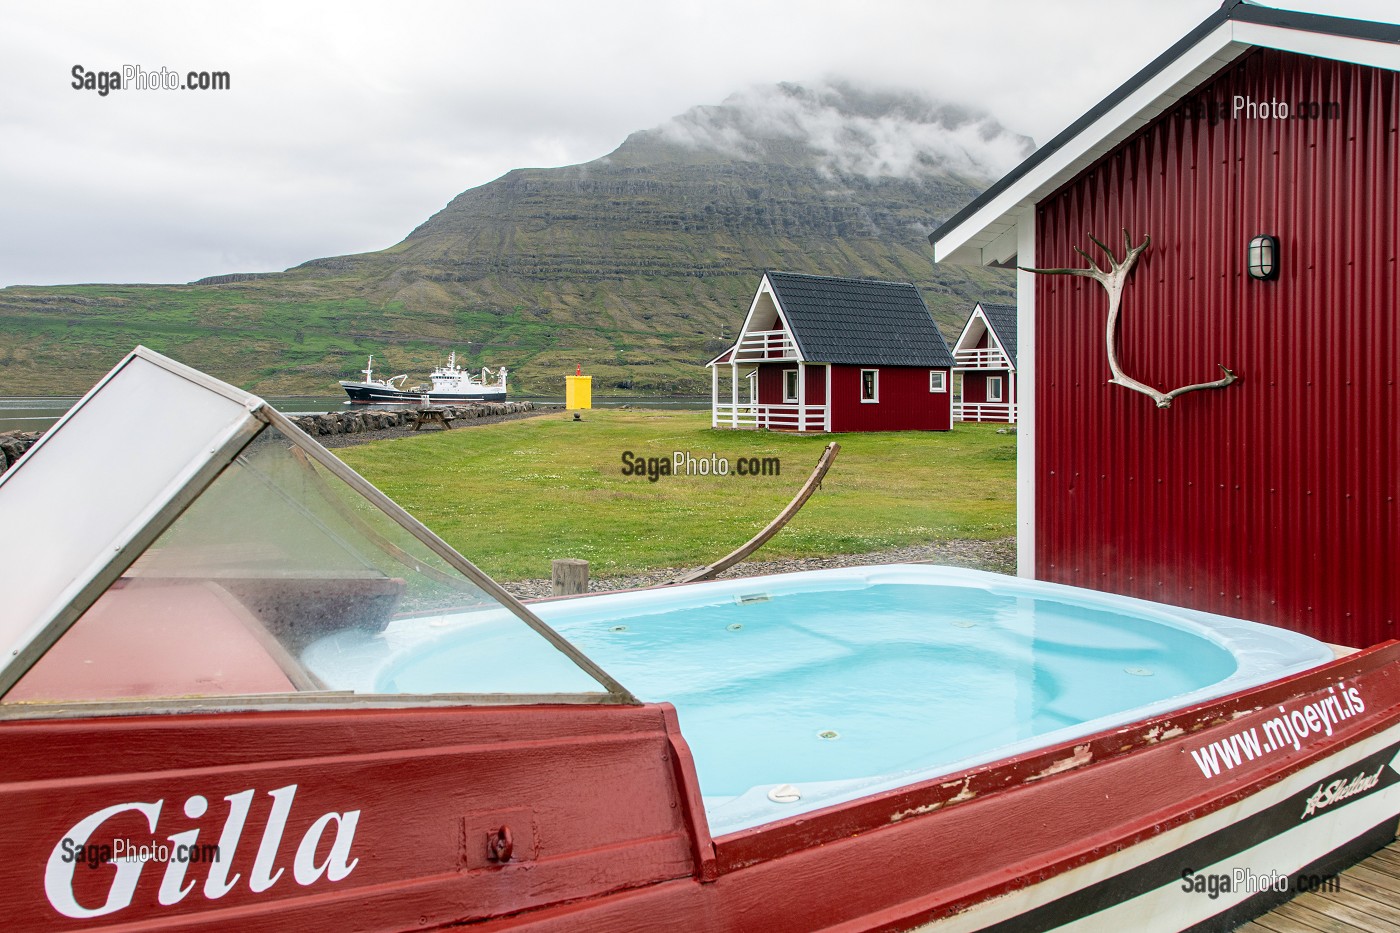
left=1, top=0, right=1394, bottom=287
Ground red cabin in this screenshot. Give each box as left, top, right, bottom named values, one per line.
left=951, top=301, right=1018, bottom=424
left=709, top=272, right=954, bottom=432
left=932, top=0, right=1399, bottom=648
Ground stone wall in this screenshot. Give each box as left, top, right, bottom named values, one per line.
left=287, top=401, right=534, bottom=436
left=0, top=401, right=535, bottom=476
left=0, top=432, right=39, bottom=477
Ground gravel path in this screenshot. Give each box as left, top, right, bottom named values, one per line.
left=500, top=538, right=1016, bottom=600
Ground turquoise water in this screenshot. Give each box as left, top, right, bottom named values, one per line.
left=543, top=584, right=1238, bottom=796
left=305, top=566, right=1332, bottom=835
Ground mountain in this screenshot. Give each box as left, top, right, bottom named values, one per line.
left=0, top=81, right=1028, bottom=396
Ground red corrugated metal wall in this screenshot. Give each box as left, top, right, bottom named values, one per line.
left=1035, top=48, right=1398, bottom=646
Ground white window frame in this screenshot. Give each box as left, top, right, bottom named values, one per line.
left=987, top=375, right=1004, bottom=402
left=860, top=369, right=879, bottom=403
left=929, top=370, right=947, bottom=393
left=783, top=369, right=799, bottom=403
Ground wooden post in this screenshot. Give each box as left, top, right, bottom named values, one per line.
left=730, top=361, right=739, bottom=428
left=551, top=558, right=589, bottom=596
left=797, top=360, right=807, bottom=432
left=711, top=363, right=719, bottom=428
left=824, top=364, right=832, bottom=431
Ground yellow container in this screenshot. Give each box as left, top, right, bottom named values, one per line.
left=565, top=375, right=593, bottom=410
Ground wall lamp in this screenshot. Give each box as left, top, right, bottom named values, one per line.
left=1247, top=235, right=1279, bottom=280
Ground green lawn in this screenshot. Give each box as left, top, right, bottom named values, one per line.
left=335, top=410, right=1015, bottom=581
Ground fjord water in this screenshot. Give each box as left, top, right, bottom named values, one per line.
left=0, top=395, right=708, bottom=433
left=0, top=396, right=352, bottom=433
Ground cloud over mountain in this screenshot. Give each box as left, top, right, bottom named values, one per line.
left=653, top=80, right=1035, bottom=184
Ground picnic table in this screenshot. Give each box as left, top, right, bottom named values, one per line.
left=410, top=407, right=453, bottom=430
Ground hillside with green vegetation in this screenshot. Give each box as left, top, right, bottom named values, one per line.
left=0, top=83, right=1022, bottom=396
left=335, top=410, right=1016, bottom=581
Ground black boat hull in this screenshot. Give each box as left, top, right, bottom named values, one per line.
left=340, top=382, right=508, bottom=404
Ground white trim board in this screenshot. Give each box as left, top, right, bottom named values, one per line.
left=952, top=303, right=1016, bottom=372
left=934, top=15, right=1400, bottom=267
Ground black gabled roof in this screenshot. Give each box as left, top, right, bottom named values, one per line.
left=978, top=302, right=1017, bottom=367
left=764, top=271, right=954, bottom=368
left=930, top=0, right=1400, bottom=250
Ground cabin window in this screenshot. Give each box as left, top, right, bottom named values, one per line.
left=784, top=369, right=799, bottom=403
left=860, top=369, right=879, bottom=403
left=929, top=370, right=947, bottom=393
left=987, top=376, right=1004, bottom=402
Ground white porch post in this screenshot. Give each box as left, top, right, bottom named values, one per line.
left=730, top=361, right=739, bottom=428
left=1015, top=205, right=1036, bottom=579
left=796, top=360, right=807, bottom=432
left=824, top=364, right=832, bottom=431
left=1007, top=367, right=1017, bottom=424
left=711, top=363, right=719, bottom=428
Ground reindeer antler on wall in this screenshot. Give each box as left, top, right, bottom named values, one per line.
left=1021, top=231, right=1238, bottom=409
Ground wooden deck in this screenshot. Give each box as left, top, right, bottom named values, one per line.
left=1238, top=840, right=1400, bottom=932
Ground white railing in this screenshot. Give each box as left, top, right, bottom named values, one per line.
left=954, top=402, right=1017, bottom=424
left=954, top=348, right=1011, bottom=369
left=714, top=402, right=828, bottom=432
left=731, top=329, right=799, bottom=361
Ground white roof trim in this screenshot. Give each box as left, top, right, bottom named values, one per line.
left=952, top=303, right=1016, bottom=372
left=745, top=274, right=802, bottom=356
left=708, top=273, right=806, bottom=368
left=936, top=18, right=1400, bottom=266
left=1235, top=20, right=1400, bottom=72
left=936, top=22, right=1241, bottom=265
left=721, top=273, right=806, bottom=363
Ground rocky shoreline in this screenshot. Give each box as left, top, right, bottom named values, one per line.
left=312, top=406, right=553, bottom=449
left=0, top=401, right=547, bottom=474
left=288, top=401, right=541, bottom=446
left=500, top=538, right=1017, bottom=600
left=0, top=432, right=40, bottom=476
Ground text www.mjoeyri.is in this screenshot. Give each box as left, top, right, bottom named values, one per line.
left=1189, top=682, right=1366, bottom=779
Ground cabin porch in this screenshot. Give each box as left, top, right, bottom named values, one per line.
left=711, top=358, right=830, bottom=432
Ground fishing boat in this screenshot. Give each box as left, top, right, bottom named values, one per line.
left=339, top=352, right=507, bottom=404
left=1, top=346, right=1397, bottom=933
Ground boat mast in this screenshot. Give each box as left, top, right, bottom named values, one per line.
left=362, top=356, right=374, bottom=382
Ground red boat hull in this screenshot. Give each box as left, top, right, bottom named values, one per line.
left=3, top=643, right=1398, bottom=932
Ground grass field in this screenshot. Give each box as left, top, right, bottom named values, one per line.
left=335, top=410, right=1015, bottom=581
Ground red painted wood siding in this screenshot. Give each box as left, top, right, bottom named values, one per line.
left=752, top=365, right=827, bottom=406
left=805, top=365, right=827, bottom=405
left=959, top=372, right=1011, bottom=404
left=829, top=365, right=951, bottom=432
left=1035, top=48, right=1398, bottom=646
left=757, top=365, right=785, bottom=405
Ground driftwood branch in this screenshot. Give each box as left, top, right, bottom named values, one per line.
left=672, top=442, right=840, bottom=585
left=1020, top=230, right=1238, bottom=409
